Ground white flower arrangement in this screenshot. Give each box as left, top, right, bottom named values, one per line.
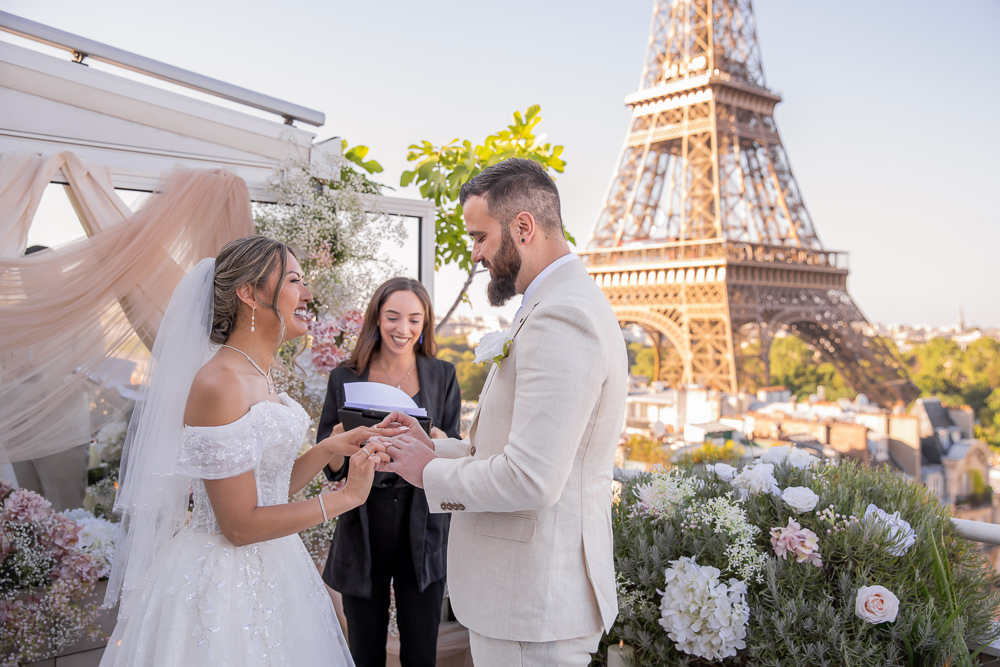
left=863, top=503, right=917, bottom=557
left=609, top=457, right=1000, bottom=665
left=658, top=556, right=749, bottom=661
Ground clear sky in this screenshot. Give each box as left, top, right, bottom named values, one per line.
left=5, top=0, right=999, bottom=328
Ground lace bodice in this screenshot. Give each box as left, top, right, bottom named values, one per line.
left=177, top=393, right=310, bottom=534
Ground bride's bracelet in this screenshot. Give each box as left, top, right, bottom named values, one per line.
left=318, top=494, right=329, bottom=523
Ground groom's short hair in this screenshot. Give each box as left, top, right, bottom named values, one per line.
left=460, top=158, right=563, bottom=237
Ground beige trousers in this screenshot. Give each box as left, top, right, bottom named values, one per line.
left=467, top=628, right=603, bottom=667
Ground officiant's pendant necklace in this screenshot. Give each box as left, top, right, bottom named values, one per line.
left=222, top=344, right=274, bottom=394
left=378, top=358, right=415, bottom=390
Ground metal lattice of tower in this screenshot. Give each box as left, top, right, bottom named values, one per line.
left=581, top=0, right=917, bottom=407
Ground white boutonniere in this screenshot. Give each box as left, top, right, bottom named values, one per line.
left=474, top=329, right=513, bottom=368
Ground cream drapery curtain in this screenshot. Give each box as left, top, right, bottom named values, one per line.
left=0, top=151, right=255, bottom=463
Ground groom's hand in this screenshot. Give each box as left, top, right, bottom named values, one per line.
left=376, top=411, right=435, bottom=450
left=378, top=434, right=438, bottom=488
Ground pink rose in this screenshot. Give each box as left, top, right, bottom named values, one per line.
left=769, top=517, right=822, bottom=567
left=2, top=488, right=52, bottom=523
left=855, top=585, right=899, bottom=623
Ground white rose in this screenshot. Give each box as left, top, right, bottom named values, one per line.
left=474, top=329, right=513, bottom=365
left=855, top=585, right=899, bottom=623
left=709, top=463, right=735, bottom=482
left=782, top=486, right=819, bottom=513
left=760, top=445, right=791, bottom=465
left=786, top=447, right=820, bottom=470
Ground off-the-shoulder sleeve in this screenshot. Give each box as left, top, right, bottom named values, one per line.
left=177, top=420, right=261, bottom=479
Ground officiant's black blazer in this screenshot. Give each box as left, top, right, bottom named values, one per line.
left=317, top=354, right=461, bottom=598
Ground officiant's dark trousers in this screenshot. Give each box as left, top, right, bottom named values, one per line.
left=343, top=484, right=444, bottom=667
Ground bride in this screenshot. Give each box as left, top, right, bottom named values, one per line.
left=101, top=236, right=397, bottom=666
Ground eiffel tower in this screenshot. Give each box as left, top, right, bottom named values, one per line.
left=581, top=0, right=918, bottom=408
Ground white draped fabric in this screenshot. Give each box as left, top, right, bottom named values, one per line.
left=0, top=150, right=255, bottom=464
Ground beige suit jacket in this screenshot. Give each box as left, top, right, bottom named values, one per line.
left=423, top=258, right=627, bottom=642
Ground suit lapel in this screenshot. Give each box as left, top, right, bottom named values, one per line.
left=468, top=258, right=587, bottom=440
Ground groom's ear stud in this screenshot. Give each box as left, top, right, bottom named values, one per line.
left=520, top=238, right=525, bottom=243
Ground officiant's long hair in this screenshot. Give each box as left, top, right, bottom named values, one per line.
left=346, top=277, right=437, bottom=375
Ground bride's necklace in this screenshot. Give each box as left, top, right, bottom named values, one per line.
left=377, top=358, right=415, bottom=390
left=222, top=344, right=274, bottom=394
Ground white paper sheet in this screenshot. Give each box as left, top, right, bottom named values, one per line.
left=343, top=382, right=428, bottom=417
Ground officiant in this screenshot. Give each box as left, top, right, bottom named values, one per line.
left=317, top=277, right=461, bottom=667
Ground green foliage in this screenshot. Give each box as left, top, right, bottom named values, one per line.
left=905, top=337, right=1000, bottom=449
left=607, top=459, right=1000, bottom=666
left=436, top=335, right=488, bottom=401
left=769, top=336, right=853, bottom=401
left=401, top=105, right=571, bottom=274
left=340, top=139, right=384, bottom=185
left=678, top=440, right=745, bottom=465
left=977, top=387, right=1000, bottom=449
left=622, top=433, right=671, bottom=466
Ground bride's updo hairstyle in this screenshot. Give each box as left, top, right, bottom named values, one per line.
left=210, top=235, right=295, bottom=345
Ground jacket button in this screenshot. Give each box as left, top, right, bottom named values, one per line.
left=470, top=446, right=476, bottom=456
left=457, top=503, right=466, bottom=511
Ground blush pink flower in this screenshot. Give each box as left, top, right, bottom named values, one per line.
left=855, top=585, right=900, bottom=623
left=45, top=514, right=82, bottom=555
left=2, top=488, right=52, bottom=523
left=769, top=517, right=822, bottom=567
left=309, top=310, right=363, bottom=373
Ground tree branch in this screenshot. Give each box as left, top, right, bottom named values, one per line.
left=437, top=267, right=483, bottom=329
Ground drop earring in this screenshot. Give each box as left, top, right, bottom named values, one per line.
left=250, top=306, right=255, bottom=333
left=418, top=333, right=424, bottom=344
left=376, top=330, right=381, bottom=341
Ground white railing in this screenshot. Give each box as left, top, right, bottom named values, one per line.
left=0, top=11, right=324, bottom=127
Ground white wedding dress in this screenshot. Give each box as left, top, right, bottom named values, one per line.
left=101, top=393, right=353, bottom=666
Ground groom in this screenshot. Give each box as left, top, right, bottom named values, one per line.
left=381, top=158, right=627, bottom=665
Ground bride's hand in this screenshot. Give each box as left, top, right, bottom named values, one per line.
left=341, top=442, right=389, bottom=506
left=320, top=425, right=404, bottom=458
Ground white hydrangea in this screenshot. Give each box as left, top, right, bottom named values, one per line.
left=62, top=508, right=120, bottom=578
left=631, top=471, right=703, bottom=519
left=659, top=556, right=749, bottom=661
left=730, top=461, right=780, bottom=500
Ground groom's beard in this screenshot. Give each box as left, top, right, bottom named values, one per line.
left=485, top=225, right=521, bottom=307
